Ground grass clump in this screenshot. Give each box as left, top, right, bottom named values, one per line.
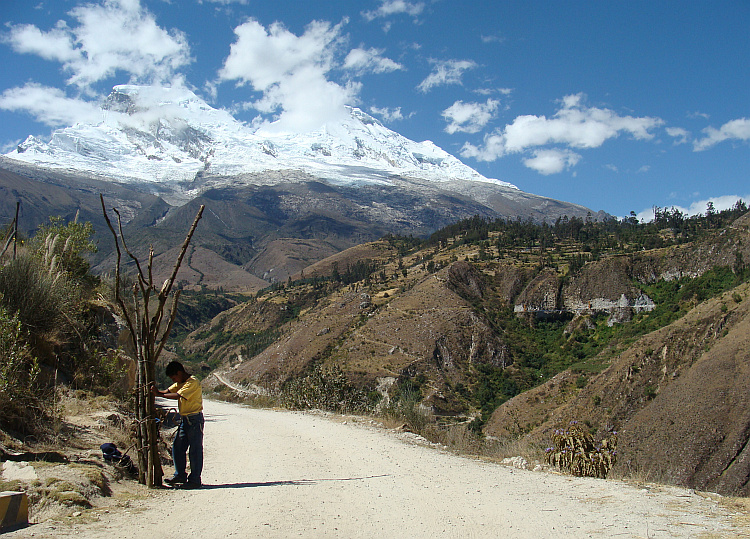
left=381, top=378, right=431, bottom=433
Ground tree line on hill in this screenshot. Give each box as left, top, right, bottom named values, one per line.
left=428, top=200, right=748, bottom=254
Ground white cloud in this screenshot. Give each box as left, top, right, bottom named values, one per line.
left=666, top=126, right=690, bottom=145
left=3, top=22, right=79, bottom=63
left=370, top=105, right=411, bottom=122
left=604, top=164, right=618, bottom=173
left=461, top=93, right=663, bottom=173
left=343, top=47, right=403, bottom=75
left=0, top=83, right=102, bottom=126
left=442, top=99, right=499, bottom=134
left=480, top=34, right=505, bottom=44
left=503, top=94, right=662, bottom=152
left=417, top=59, right=477, bottom=93
left=219, top=19, right=342, bottom=90
left=219, top=18, right=359, bottom=133
left=4, top=0, right=190, bottom=92
left=693, top=118, right=750, bottom=151
left=637, top=165, right=651, bottom=173
left=199, top=0, right=248, bottom=4
left=523, top=149, right=581, bottom=175
left=362, top=1, right=425, bottom=22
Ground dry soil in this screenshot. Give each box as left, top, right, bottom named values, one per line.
left=7, top=399, right=750, bottom=538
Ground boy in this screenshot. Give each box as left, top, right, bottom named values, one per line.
left=151, top=361, right=204, bottom=488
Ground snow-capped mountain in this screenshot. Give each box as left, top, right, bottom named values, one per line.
left=1, top=85, right=605, bottom=288
left=7, top=85, right=516, bottom=196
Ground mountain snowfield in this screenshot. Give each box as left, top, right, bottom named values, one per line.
left=6, top=85, right=516, bottom=198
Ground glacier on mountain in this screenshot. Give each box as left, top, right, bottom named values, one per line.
left=6, top=85, right=517, bottom=195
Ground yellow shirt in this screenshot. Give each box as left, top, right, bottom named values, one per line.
left=168, top=376, right=203, bottom=416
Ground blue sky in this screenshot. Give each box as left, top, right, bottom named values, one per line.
left=1, top=0, right=748, bottom=219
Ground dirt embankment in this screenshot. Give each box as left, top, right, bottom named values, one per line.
left=486, top=281, right=750, bottom=496
left=8, top=399, right=749, bottom=538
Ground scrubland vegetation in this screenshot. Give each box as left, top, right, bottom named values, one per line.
left=2, top=201, right=749, bottom=482
left=0, top=215, right=126, bottom=436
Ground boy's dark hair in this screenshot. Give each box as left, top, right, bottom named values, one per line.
left=165, top=361, right=186, bottom=377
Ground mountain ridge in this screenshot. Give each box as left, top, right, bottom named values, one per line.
left=6, top=84, right=516, bottom=202
left=1, top=84, right=607, bottom=287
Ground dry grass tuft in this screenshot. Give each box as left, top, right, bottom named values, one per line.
left=545, top=421, right=617, bottom=478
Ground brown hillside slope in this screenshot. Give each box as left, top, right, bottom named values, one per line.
left=621, top=285, right=750, bottom=495
left=291, top=239, right=399, bottom=280
left=222, top=261, right=507, bottom=414
left=485, top=280, right=750, bottom=496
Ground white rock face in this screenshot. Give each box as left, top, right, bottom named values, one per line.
left=6, top=85, right=517, bottom=198
left=2, top=461, right=38, bottom=481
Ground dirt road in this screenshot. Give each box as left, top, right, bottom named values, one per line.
left=12, top=399, right=750, bottom=538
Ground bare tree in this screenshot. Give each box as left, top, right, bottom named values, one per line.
left=100, top=195, right=204, bottom=487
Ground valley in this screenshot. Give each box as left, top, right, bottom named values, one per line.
left=2, top=80, right=750, bottom=529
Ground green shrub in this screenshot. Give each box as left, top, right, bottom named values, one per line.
left=280, top=363, right=371, bottom=414
left=27, top=215, right=97, bottom=282
left=0, top=304, right=48, bottom=432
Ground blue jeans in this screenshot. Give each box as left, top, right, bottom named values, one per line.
left=172, top=412, right=204, bottom=484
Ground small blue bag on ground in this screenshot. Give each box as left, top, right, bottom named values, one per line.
left=100, top=443, right=138, bottom=475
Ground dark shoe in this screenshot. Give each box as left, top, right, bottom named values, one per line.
left=164, top=475, right=187, bottom=486
left=180, top=481, right=202, bottom=490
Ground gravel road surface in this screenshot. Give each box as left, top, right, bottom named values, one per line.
left=10, top=399, right=749, bottom=538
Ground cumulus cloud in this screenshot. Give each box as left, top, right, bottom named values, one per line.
left=523, top=149, right=581, bottom=175
left=693, top=118, right=750, bottom=151
left=362, top=1, right=425, bottom=22
left=219, top=18, right=360, bottom=133
left=666, top=126, right=690, bottom=145
left=3, top=23, right=79, bottom=63
left=0, top=83, right=102, bottom=126
left=417, top=59, right=477, bottom=93
left=442, top=99, right=499, bottom=134
left=343, top=47, right=404, bottom=75
left=461, top=93, right=663, bottom=174
left=4, top=0, right=191, bottom=92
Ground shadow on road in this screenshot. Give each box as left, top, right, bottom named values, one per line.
left=201, top=474, right=390, bottom=490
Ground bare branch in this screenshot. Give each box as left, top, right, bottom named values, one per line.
left=114, top=208, right=149, bottom=299
left=100, top=195, right=136, bottom=339
left=153, top=289, right=181, bottom=362
left=160, top=205, right=204, bottom=301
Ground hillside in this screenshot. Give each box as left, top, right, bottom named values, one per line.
left=178, top=205, right=750, bottom=495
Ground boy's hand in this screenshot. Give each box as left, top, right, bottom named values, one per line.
left=149, top=382, right=159, bottom=397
